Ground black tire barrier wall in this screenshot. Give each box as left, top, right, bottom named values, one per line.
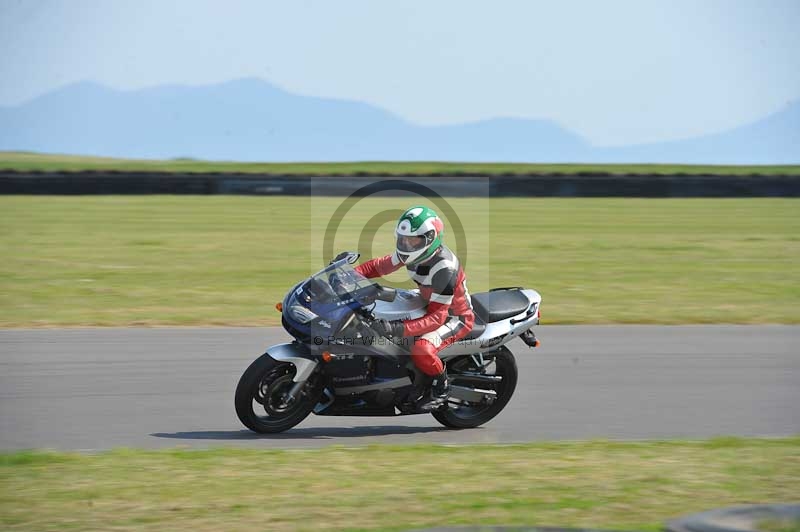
left=666, top=504, right=800, bottom=532
left=1, top=171, right=800, bottom=197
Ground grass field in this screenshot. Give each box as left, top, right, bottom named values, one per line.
left=1, top=437, right=798, bottom=531
left=2, top=151, right=800, bottom=175
left=1, top=196, right=798, bottom=327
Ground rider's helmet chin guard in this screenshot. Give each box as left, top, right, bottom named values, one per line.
left=395, top=206, right=445, bottom=266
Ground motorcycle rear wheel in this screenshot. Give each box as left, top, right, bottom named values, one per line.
left=433, top=345, right=518, bottom=429
left=235, top=353, right=320, bottom=434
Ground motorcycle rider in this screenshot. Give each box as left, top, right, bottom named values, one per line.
left=355, top=206, right=475, bottom=411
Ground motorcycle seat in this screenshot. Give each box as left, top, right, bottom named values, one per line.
left=471, top=289, right=531, bottom=323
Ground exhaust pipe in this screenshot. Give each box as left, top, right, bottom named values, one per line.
left=519, top=329, right=540, bottom=348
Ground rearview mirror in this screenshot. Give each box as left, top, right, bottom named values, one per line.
left=376, top=285, right=397, bottom=302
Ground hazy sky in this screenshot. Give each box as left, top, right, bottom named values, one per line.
left=1, top=0, right=798, bottom=146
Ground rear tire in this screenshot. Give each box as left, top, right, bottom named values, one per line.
left=433, top=346, right=518, bottom=429
left=235, top=353, right=319, bottom=434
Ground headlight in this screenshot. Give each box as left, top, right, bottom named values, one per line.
left=288, top=304, right=318, bottom=324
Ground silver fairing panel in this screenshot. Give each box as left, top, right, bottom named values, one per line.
left=372, top=288, right=427, bottom=320
left=439, top=288, right=542, bottom=358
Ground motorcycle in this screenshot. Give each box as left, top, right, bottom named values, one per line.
left=235, top=251, right=542, bottom=433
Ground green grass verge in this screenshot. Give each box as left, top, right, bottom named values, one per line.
left=2, top=151, right=800, bottom=175
left=1, top=437, right=798, bottom=531
left=2, top=196, right=799, bottom=326
left=760, top=519, right=800, bottom=532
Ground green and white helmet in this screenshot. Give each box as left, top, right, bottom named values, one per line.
left=395, top=205, right=445, bottom=265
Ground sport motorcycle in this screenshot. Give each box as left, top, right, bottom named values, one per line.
left=235, top=252, right=542, bottom=433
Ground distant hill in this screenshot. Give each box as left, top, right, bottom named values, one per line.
left=603, top=101, right=800, bottom=165
left=0, top=79, right=797, bottom=163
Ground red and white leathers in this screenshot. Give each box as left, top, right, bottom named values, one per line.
left=355, top=245, right=475, bottom=376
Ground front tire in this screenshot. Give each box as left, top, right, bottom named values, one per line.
left=235, top=353, right=320, bottom=434
left=433, top=345, right=518, bottom=429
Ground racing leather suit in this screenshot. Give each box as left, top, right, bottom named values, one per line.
left=355, top=245, right=475, bottom=376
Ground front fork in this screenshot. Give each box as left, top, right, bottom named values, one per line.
left=284, top=380, right=308, bottom=405
left=267, top=350, right=320, bottom=405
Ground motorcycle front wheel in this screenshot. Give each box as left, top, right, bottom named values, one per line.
left=235, top=353, right=320, bottom=434
left=433, top=345, right=518, bottom=429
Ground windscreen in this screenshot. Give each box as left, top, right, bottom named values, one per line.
left=303, top=261, right=379, bottom=306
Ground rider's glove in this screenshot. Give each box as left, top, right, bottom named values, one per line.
left=376, top=319, right=404, bottom=338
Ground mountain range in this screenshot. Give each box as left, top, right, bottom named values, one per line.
left=0, top=79, right=797, bottom=164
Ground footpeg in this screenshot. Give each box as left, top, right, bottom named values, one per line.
left=520, top=329, right=540, bottom=348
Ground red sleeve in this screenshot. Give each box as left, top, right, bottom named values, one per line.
left=354, top=253, right=402, bottom=279
left=403, top=301, right=450, bottom=336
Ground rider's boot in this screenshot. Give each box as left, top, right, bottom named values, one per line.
left=417, top=368, right=449, bottom=412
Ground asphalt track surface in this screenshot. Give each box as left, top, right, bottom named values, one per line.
left=1, top=326, right=798, bottom=451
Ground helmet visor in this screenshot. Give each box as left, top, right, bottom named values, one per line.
left=397, top=234, right=429, bottom=252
